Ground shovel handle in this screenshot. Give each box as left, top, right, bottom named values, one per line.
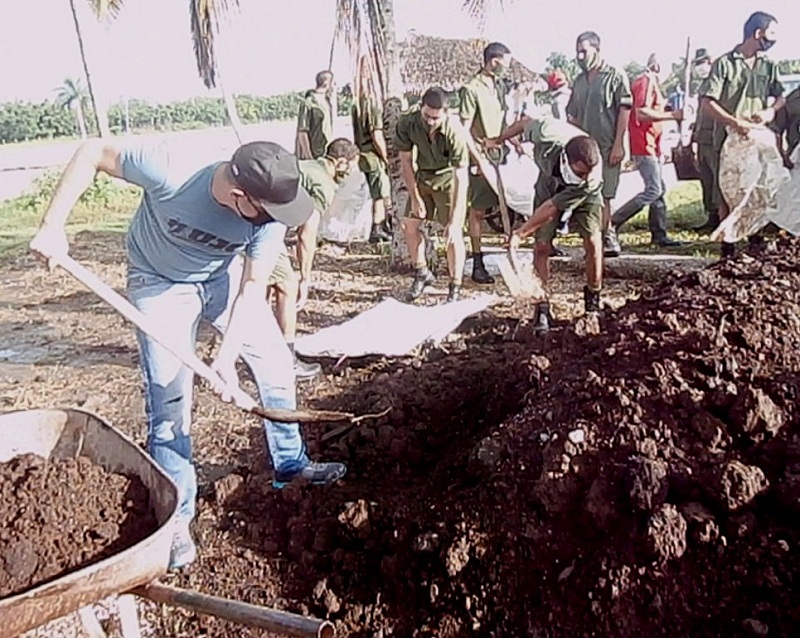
left=51, top=255, right=360, bottom=424
left=134, top=582, right=335, bottom=638
left=53, top=255, right=258, bottom=410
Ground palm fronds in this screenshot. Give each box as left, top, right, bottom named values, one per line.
left=189, top=0, right=240, bottom=89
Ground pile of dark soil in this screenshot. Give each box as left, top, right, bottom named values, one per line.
left=174, top=240, right=800, bottom=637
left=0, top=454, right=158, bottom=598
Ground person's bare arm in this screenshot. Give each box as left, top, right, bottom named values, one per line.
left=372, top=129, right=389, bottom=165
left=610, top=107, right=631, bottom=166
left=297, top=209, right=321, bottom=284
left=31, top=139, right=124, bottom=266
left=295, top=131, right=313, bottom=160
left=486, top=117, right=530, bottom=147
left=212, top=253, right=274, bottom=391
left=701, top=96, right=756, bottom=137
left=510, top=199, right=559, bottom=246
left=637, top=107, right=683, bottom=123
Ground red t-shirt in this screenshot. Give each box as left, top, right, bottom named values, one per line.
left=628, top=73, right=663, bottom=157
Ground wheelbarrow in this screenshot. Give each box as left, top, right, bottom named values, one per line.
left=0, top=408, right=335, bottom=638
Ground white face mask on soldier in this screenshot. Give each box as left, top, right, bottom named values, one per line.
left=560, top=151, right=584, bottom=185
left=695, top=63, right=711, bottom=79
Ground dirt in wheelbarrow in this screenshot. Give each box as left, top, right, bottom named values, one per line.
left=0, top=454, right=157, bottom=598
left=157, top=239, right=800, bottom=637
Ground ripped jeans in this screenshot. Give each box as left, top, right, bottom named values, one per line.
left=127, top=260, right=307, bottom=522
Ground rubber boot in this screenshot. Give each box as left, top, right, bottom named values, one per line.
left=604, top=227, right=621, bottom=257
left=471, top=253, right=495, bottom=284
left=446, top=282, right=461, bottom=303
left=720, top=242, right=736, bottom=260
left=408, top=267, right=435, bottom=301
left=533, top=302, right=551, bottom=332
left=583, top=286, right=601, bottom=313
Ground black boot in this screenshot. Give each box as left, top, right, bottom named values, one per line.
left=446, top=282, right=461, bottom=303
left=408, top=267, right=435, bottom=301
left=369, top=222, right=392, bottom=243
left=720, top=242, right=736, bottom=260
left=471, top=253, right=495, bottom=284
left=696, top=212, right=721, bottom=233
left=583, top=286, right=601, bottom=313
left=533, top=302, right=551, bottom=332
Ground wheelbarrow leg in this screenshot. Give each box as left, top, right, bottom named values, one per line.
left=76, top=606, right=106, bottom=638
left=117, top=594, right=142, bottom=638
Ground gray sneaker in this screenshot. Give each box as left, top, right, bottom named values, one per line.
left=273, top=461, right=347, bottom=489
left=604, top=227, right=621, bottom=257
left=168, top=522, right=197, bottom=571
left=294, top=357, right=322, bottom=381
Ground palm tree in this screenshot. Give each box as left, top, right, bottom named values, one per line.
left=55, top=78, right=90, bottom=139
left=68, top=0, right=124, bottom=138
left=332, top=0, right=509, bottom=264
left=189, top=0, right=245, bottom=142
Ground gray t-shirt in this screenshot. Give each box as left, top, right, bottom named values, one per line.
left=121, top=143, right=284, bottom=283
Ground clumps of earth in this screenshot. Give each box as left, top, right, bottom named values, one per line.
left=172, top=239, right=800, bottom=637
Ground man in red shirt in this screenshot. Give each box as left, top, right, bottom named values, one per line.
left=607, top=55, right=684, bottom=250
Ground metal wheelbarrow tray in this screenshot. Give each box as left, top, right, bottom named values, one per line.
left=0, top=408, right=178, bottom=637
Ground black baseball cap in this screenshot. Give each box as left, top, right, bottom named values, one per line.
left=230, top=142, right=314, bottom=227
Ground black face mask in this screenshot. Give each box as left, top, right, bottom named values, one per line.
left=759, top=36, right=776, bottom=52
left=235, top=196, right=273, bottom=226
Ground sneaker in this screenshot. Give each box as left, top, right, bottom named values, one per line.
left=408, top=268, right=435, bottom=301
left=583, top=286, right=601, bottom=313
left=604, top=228, right=621, bottom=257
left=273, top=461, right=347, bottom=489
left=169, top=522, right=197, bottom=571
left=294, top=357, right=321, bottom=381
left=369, top=223, right=392, bottom=244
left=533, top=303, right=551, bottom=332
left=446, top=283, right=461, bottom=303
left=471, top=254, right=495, bottom=284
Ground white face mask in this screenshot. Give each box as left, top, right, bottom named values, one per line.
left=695, top=63, right=711, bottom=79
left=560, top=151, right=583, bottom=185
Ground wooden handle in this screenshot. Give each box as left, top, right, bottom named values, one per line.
left=134, top=582, right=335, bottom=638
left=52, top=256, right=359, bottom=424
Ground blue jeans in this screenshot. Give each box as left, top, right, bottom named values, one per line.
left=127, top=259, right=308, bottom=522
left=611, top=155, right=668, bottom=242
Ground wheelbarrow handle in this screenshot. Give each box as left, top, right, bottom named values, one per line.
left=133, top=582, right=335, bottom=638
left=51, top=255, right=360, bottom=424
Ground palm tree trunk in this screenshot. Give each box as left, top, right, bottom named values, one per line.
left=68, top=0, right=110, bottom=138
left=75, top=98, right=88, bottom=139
left=69, top=0, right=111, bottom=137
left=217, top=68, right=243, bottom=144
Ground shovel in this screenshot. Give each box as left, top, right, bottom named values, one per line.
left=473, top=142, right=541, bottom=298
left=51, top=254, right=383, bottom=425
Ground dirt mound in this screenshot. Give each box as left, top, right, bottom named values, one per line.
left=0, top=454, right=157, bottom=598
left=169, top=241, right=800, bottom=636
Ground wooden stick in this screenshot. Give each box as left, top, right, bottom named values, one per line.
left=76, top=606, right=106, bottom=638
left=133, top=582, right=335, bottom=638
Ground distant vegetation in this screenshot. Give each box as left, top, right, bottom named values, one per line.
left=0, top=91, right=354, bottom=145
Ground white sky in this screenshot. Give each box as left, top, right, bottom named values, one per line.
left=2, top=0, right=800, bottom=104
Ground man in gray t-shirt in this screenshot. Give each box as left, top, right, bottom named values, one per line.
left=30, top=140, right=346, bottom=570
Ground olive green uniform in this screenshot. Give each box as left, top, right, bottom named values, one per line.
left=693, top=79, right=721, bottom=215
left=352, top=97, right=391, bottom=201
left=299, top=158, right=337, bottom=214
left=395, top=108, right=470, bottom=226
left=566, top=63, right=632, bottom=200
left=269, top=159, right=336, bottom=288
left=296, top=90, right=333, bottom=159
left=700, top=50, right=783, bottom=211
left=459, top=72, right=508, bottom=209
left=771, top=87, right=800, bottom=158
left=523, top=118, right=603, bottom=242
